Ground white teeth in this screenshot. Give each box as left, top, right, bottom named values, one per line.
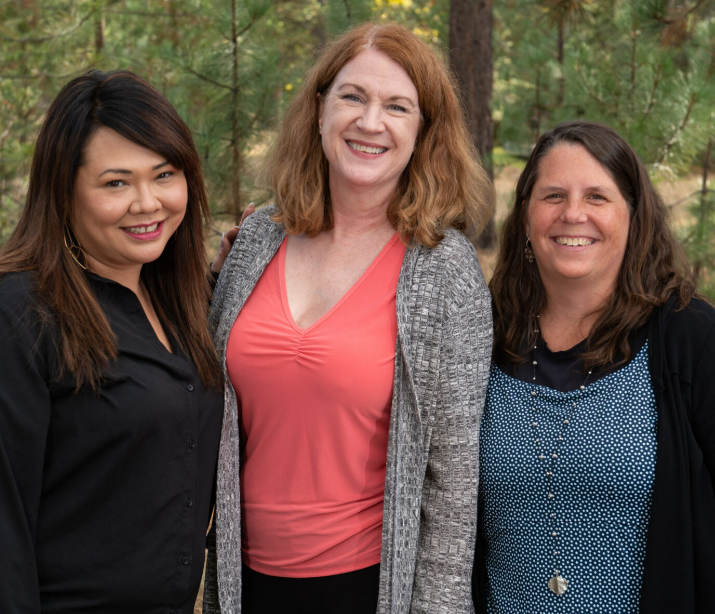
left=555, top=237, right=593, bottom=246
left=348, top=141, right=387, bottom=154
left=126, top=222, right=159, bottom=234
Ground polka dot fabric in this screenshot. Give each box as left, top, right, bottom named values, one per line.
left=479, top=342, right=657, bottom=613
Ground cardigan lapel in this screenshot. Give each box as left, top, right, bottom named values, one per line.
left=214, top=219, right=287, bottom=362
left=395, top=241, right=422, bottom=430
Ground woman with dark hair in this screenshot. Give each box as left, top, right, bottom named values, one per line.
left=0, top=70, right=223, bottom=613
left=206, top=22, right=493, bottom=614
left=474, top=121, right=715, bottom=613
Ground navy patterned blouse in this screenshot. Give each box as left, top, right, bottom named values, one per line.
left=479, top=342, right=657, bottom=613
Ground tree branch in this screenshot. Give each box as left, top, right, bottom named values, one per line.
left=104, top=9, right=210, bottom=20
left=642, top=63, right=662, bottom=120
left=656, top=92, right=697, bottom=166
left=574, top=63, right=616, bottom=114
left=650, top=0, right=707, bottom=24
left=0, top=64, right=96, bottom=81
left=0, top=9, right=95, bottom=43
left=184, top=66, right=233, bottom=91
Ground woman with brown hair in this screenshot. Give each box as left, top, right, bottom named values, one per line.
left=475, top=121, right=715, bottom=613
left=206, top=22, right=494, bottom=614
left=0, top=70, right=223, bottom=613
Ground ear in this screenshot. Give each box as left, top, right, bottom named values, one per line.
left=317, top=92, right=325, bottom=132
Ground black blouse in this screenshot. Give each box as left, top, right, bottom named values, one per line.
left=0, top=271, right=223, bottom=614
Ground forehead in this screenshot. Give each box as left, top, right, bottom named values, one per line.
left=82, top=127, right=164, bottom=168
left=332, top=48, right=418, bottom=100
left=534, top=143, right=616, bottom=187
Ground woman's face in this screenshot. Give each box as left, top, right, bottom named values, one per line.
left=71, top=127, right=187, bottom=283
left=319, top=48, right=421, bottom=198
left=525, top=143, right=631, bottom=295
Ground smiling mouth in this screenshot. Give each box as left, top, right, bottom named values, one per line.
left=554, top=237, right=594, bottom=246
left=122, top=222, right=161, bottom=234
left=347, top=140, right=387, bottom=154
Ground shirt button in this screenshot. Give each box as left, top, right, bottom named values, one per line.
left=188, top=439, right=196, bottom=449
left=187, top=384, right=194, bottom=392
left=182, top=556, right=191, bottom=565
left=186, top=498, right=193, bottom=507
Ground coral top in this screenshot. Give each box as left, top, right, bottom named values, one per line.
left=226, top=233, right=406, bottom=577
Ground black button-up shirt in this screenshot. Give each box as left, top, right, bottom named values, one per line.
left=0, top=271, right=223, bottom=614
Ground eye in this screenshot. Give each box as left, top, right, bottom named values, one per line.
left=545, top=192, right=564, bottom=200
left=589, top=193, right=606, bottom=201
left=157, top=171, right=174, bottom=180
left=104, top=179, right=126, bottom=188
left=341, top=93, right=362, bottom=103
left=388, top=103, right=408, bottom=113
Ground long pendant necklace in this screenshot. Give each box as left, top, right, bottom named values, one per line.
left=529, top=316, right=592, bottom=596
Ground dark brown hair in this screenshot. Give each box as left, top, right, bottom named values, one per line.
left=490, top=120, right=696, bottom=368
left=264, top=22, right=494, bottom=247
left=0, top=70, right=222, bottom=389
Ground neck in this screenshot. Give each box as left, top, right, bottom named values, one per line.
left=328, top=181, right=396, bottom=240
left=86, top=257, right=143, bottom=295
left=329, top=169, right=398, bottom=223
left=539, top=276, right=615, bottom=351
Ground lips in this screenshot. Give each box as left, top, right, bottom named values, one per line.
left=121, top=220, right=164, bottom=240
left=553, top=236, right=595, bottom=246
left=346, top=140, right=388, bottom=155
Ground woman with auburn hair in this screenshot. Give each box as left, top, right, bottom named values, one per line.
left=206, top=22, right=493, bottom=614
left=474, top=121, right=715, bottom=613
left=0, top=70, right=223, bottom=613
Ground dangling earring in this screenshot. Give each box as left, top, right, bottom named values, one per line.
left=64, top=222, right=88, bottom=270
left=318, top=124, right=322, bottom=135
left=525, top=235, right=535, bottom=264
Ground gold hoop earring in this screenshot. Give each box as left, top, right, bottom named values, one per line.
left=64, top=222, right=88, bottom=270
left=525, top=235, right=535, bottom=264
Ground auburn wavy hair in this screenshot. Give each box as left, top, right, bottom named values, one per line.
left=263, top=22, right=494, bottom=247
left=0, top=70, right=222, bottom=390
left=490, top=121, right=696, bottom=368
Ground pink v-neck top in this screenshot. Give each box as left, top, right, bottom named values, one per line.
left=225, top=233, right=406, bottom=577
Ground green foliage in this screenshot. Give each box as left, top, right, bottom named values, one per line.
left=1, top=0, right=713, bottom=297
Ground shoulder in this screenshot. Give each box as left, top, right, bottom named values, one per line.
left=412, top=229, right=490, bottom=309
left=0, top=271, right=42, bottom=320
left=661, top=297, right=715, bottom=342
left=0, top=271, right=56, bottom=356
left=237, top=205, right=282, bottom=241
left=652, top=296, right=715, bottom=377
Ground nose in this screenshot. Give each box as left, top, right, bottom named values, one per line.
left=559, top=196, right=588, bottom=224
left=355, top=103, right=385, bottom=133
left=130, top=183, right=162, bottom=215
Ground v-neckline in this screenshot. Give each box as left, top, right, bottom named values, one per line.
left=279, top=232, right=400, bottom=335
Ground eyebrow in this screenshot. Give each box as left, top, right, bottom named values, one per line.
left=336, top=83, right=417, bottom=106
left=97, top=161, right=170, bottom=178
left=536, top=185, right=613, bottom=193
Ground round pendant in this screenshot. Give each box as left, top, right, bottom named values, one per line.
left=548, top=575, right=568, bottom=595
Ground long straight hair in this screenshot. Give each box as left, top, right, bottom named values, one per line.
left=490, top=121, right=696, bottom=368
left=0, top=70, right=222, bottom=389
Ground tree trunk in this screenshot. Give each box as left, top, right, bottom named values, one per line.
left=449, top=0, right=495, bottom=249
left=694, top=138, right=712, bottom=281
left=230, top=0, right=242, bottom=224
left=557, top=15, right=564, bottom=106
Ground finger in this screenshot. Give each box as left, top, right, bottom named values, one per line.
left=239, top=202, right=255, bottom=227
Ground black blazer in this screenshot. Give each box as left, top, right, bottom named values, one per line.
left=474, top=297, right=715, bottom=613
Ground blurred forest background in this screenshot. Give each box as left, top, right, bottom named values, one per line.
left=1, top=0, right=715, bottom=298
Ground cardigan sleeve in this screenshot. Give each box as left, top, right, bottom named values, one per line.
left=689, top=321, right=715, bottom=491
left=0, top=274, right=55, bottom=614
left=410, top=274, right=492, bottom=614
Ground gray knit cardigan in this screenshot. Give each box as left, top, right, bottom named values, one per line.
left=204, top=207, right=493, bottom=614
